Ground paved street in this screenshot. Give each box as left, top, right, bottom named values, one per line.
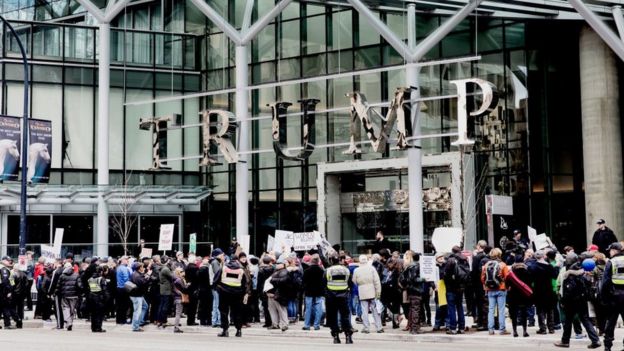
left=1, top=314, right=622, bottom=351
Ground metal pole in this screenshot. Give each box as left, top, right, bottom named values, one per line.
left=405, top=4, right=424, bottom=253
left=0, top=16, right=30, bottom=256
left=97, top=22, right=110, bottom=257
left=235, top=45, right=249, bottom=251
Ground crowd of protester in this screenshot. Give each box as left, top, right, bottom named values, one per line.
left=0, top=220, right=623, bottom=350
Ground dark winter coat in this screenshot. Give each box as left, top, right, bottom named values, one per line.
left=592, top=227, right=618, bottom=255
left=303, top=264, right=325, bottom=297
left=527, top=260, right=558, bottom=307
left=506, top=263, right=532, bottom=306
left=257, top=265, right=275, bottom=296
left=270, top=267, right=301, bottom=305
left=159, top=265, right=173, bottom=296
left=56, top=267, right=81, bottom=298
left=130, top=271, right=149, bottom=297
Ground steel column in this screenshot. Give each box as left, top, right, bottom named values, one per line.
left=97, top=22, right=110, bottom=256
left=235, top=45, right=249, bottom=250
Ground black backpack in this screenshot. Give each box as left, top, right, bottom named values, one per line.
left=446, top=257, right=470, bottom=286
left=484, top=261, right=503, bottom=290
left=562, top=274, right=588, bottom=302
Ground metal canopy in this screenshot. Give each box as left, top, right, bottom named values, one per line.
left=305, top=0, right=623, bottom=19
left=0, top=185, right=212, bottom=206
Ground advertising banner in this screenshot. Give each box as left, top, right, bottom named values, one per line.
left=158, top=224, right=175, bottom=252
left=189, top=233, right=197, bottom=254
left=28, top=119, right=52, bottom=184
left=0, top=116, right=21, bottom=181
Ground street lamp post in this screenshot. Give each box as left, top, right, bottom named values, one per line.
left=0, top=16, right=30, bottom=256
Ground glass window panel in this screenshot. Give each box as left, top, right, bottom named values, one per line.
left=277, top=58, right=300, bottom=80
left=210, top=172, right=228, bottom=193
left=65, top=27, right=94, bottom=62
left=281, top=20, right=300, bottom=58
left=33, top=65, right=62, bottom=83
left=30, top=84, right=62, bottom=168
left=284, top=167, right=302, bottom=188
left=327, top=50, right=353, bottom=74
left=476, top=20, right=504, bottom=52
left=65, top=67, right=94, bottom=85
left=358, top=11, right=380, bottom=46
left=64, top=85, right=94, bottom=169
left=108, top=88, right=124, bottom=170
left=505, top=22, right=525, bottom=49
left=155, top=91, right=183, bottom=171
left=305, top=15, right=325, bottom=54
left=303, top=54, right=326, bottom=77
left=255, top=24, right=276, bottom=62
left=184, top=98, right=200, bottom=172
left=281, top=2, right=299, bottom=20
left=332, top=10, right=352, bottom=50
left=354, top=47, right=381, bottom=70
left=32, top=25, right=61, bottom=60
left=125, top=89, right=153, bottom=171
left=307, top=4, right=325, bottom=16
left=259, top=168, right=276, bottom=190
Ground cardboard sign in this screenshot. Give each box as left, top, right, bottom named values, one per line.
left=527, top=226, right=537, bottom=244
left=158, top=224, right=175, bottom=251
left=189, top=233, right=197, bottom=254
left=487, top=195, right=514, bottom=216
left=267, top=235, right=275, bottom=253
left=273, top=230, right=294, bottom=252
left=53, top=228, right=64, bottom=255
left=293, top=231, right=321, bottom=251
left=431, top=227, right=463, bottom=253
left=139, top=248, right=153, bottom=259
left=534, top=234, right=553, bottom=251
left=420, top=255, right=438, bottom=282
left=41, top=244, right=57, bottom=263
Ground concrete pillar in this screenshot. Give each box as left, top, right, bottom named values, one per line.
left=96, top=22, right=111, bottom=257
left=325, top=175, right=341, bottom=245
left=579, top=26, right=624, bottom=241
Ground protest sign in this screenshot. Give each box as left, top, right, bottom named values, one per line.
left=41, top=244, right=57, bottom=263
left=158, top=224, right=175, bottom=252
left=53, top=228, right=64, bottom=255
left=431, top=227, right=463, bottom=253
left=293, top=232, right=321, bottom=251
left=140, top=248, right=153, bottom=258
left=267, top=235, right=275, bottom=252
left=273, top=230, right=294, bottom=252
left=420, top=255, right=438, bottom=282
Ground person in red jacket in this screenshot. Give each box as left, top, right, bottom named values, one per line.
left=481, top=248, right=511, bottom=335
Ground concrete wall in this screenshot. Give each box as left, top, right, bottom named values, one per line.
left=579, top=26, right=624, bottom=241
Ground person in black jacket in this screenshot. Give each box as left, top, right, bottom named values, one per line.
left=87, top=265, right=109, bottom=333
left=148, top=256, right=162, bottom=324
left=443, top=247, right=470, bottom=335
left=302, top=254, right=325, bottom=330
left=48, top=260, right=65, bottom=329
left=197, top=258, right=213, bottom=326
left=399, top=252, right=423, bottom=334
left=257, top=255, right=275, bottom=328
left=11, top=266, right=28, bottom=323
left=56, top=263, right=81, bottom=331
left=0, top=256, right=21, bottom=329
left=592, top=219, right=618, bottom=255
left=214, top=255, right=248, bottom=337
left=184, top=257, right=199, bottom=326
left=471, top=241, right=489, bottom=331
left=527, top=250, right=558, bottom=334
left=39, top=266, right=54, bottom=322
left=130, top=262, right=149, bottom=332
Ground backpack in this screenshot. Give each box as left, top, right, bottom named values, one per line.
left=454, top=260, right=471, bottom=286
left=562, top=274, right=587, bottom=302
left=484, top=261, right=503, bottom=289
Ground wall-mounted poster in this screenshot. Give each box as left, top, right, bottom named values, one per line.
left=28, top=119, right=52, bottom=184
left=0, top=116, right=21, bottom=181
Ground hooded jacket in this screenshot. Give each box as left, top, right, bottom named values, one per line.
left=257, top=265, right=275, bottom=296
left=214, top=260, right=248, bottom=296
left=353, top=263, right=381, bottom=300
left=527, top=259, right=559, bottom=306
left=159, top=264, right=173, bottom=296
left=303, top=264, right=325, bottom=298
left=56, top=267, right=81, bottom=298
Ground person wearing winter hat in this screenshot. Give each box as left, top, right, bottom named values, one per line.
left=209, top=249, right=225, bottom=328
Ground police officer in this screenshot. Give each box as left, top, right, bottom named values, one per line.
left=0, top=256, right=21, bottom=329
left=214, top=253, right=248, bottom=337
left=87, top=265, right=108, bottom=333
left=601, top=242, right=624, bottom=351
left=325, top=254, right=353, bottom=344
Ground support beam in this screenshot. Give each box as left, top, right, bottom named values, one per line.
left=570, top=0, right=624, bottom=61
left=235, top=45, right=250, bottom=249
left=613, top=6, right=624, bottom=41
left=188, top=0, right=243, bottom=44
left=241, top=0, right=254, bottom=32
left=74, top=0, right=106, bottom=22
left=241, top=0, right=293, bottom=44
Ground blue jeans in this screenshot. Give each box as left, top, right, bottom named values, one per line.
left=488, top=290, right=507, bottom=332
left=446, top=290, right=465, bottom=331
left=130, top=296, right=148, bottom=331
left=287, top=300, right=298, bottom=320
left=304, top=296, right=323, bottom=329
left=350, top=294, right=362, bottom=317
left=211, top=290, right=220, bottom=326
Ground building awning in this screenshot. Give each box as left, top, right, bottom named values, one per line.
left=0, top=185, right=212, bottom=206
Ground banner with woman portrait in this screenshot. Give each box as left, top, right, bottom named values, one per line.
left=0, top=116, right=21, bottom=181
left=28, top=119, right=52, bottom=184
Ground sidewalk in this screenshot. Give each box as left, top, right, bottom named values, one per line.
left=19, top=311, right=624, bottom=347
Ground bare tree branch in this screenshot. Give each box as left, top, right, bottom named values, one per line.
left=110, top=172, right=137, bottom=256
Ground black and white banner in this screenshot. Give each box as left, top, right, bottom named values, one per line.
left=28, top=119, right=52, bottom=184
left=0, top=116, right=21, bottom=181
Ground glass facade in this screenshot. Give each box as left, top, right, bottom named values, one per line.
left=0, top=1, right=591, bottom=254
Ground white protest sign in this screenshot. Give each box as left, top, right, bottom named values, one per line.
left=317, top=232, right=336, bottom=257
left=273, top=230, right=294, bottom=252
left=53, top=228, right=64, bottom=256
left=534, top=234, right=552, bottom=250
left=158, top=224, right=175, bottom=251
left=140, top=248, right=153, bottom=258
left=239, top=234, right=250, bottom=254
left=293, top=232, right=321, bottom=251
left=41, top=244, right=57, bottom=263
left=527, top=226, right=537, bottom=244
left=420, top=255, right=438, bottom=282
left=431, top=227, right=463, bottom=253
left=267, top=235, right=275, bottom=252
